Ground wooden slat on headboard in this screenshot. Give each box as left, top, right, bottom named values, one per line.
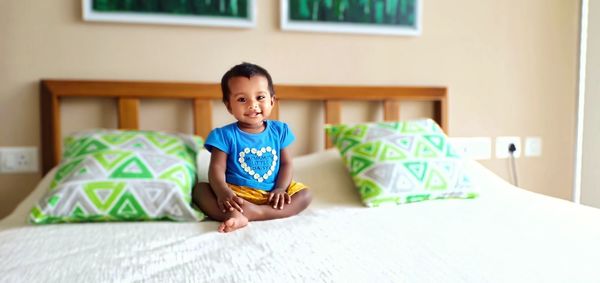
left=117, top=98, right=140, bottom=129
left=384, top=100, right=401, bottom=121
left=193, top=99, right=213, bottom=139
left=325, top=101, right=342, bottom=149
left=40, top=80, right=447, bottom=174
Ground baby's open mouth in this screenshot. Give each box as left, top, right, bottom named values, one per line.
left=246, top=112, right=262, bottom=117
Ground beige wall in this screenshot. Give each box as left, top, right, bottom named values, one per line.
left=0, top=1, right=579, bottom=218
left=581, top=0, right=600, bottom=207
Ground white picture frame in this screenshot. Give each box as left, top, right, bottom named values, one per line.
left=82, top=0, right=256, bottom=28
left=280, top=0, right=421, bottom=36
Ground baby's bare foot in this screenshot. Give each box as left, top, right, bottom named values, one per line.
left=218, top=210, right=248, bottom=233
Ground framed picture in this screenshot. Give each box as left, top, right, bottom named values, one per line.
left=281, top=0, right=421, bottom=36
left=82, top=0, right=256, bottom=28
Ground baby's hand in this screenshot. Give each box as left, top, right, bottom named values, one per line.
left=215, top=189, right=244, bottom=214
left=268, top=188, right=291, bottom=210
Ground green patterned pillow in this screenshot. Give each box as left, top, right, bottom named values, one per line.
left=30, top=129, right=205, bottom=224
left=325, top=119, right=477, bottom=207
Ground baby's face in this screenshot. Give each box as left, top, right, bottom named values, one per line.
left=226, top=75, right=274, bottom=130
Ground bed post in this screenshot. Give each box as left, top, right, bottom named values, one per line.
left=40, top=81, right=61, bottom=175
left=433, top=96, right=448, bottom=133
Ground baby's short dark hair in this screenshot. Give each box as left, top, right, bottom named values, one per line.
left=220, top=62, right=275, bottom=103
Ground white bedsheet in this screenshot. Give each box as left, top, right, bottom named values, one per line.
left=1, top=150, right=600, bottom=282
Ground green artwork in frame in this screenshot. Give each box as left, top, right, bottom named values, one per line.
left=281, top=0, right=421, bottom=36
left=83, top=0, right=256, bottom=28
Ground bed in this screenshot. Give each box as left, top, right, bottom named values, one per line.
left=1, top=80, right=599, bottom=282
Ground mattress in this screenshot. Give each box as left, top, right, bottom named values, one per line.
left=1, top=150, right=599, bottom=282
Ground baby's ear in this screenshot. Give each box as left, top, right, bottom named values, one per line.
left=270, top=95, right=276, bottom=106
left=225, top=101, right=233, bottom=113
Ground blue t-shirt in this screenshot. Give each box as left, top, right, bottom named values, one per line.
left=204, top=120, right=295, bottom=191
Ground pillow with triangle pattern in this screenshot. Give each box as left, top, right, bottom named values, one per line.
left=325, top=119, right=477, bottom=207
left=29, top=129, right=205, bottom=224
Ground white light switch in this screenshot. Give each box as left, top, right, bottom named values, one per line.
left=525, top=137, right=542, bottom=157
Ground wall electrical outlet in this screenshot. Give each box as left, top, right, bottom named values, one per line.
left=448, top=137, right=492, bottom=160
left=495, top=137, right=521, bottom=159
left=0, top=147, right=39, bottom=173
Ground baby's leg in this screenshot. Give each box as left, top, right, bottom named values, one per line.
left=193, top=183, right=312, bottom=224
left=242, top=189, right=313, bottom=221
left=192, top=183, right=248, bottom=233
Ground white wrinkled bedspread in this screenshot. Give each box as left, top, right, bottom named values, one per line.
left=2, top=151, right=600, bottom=282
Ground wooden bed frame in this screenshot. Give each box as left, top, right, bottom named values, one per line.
left=40, top=80, right=448, bottom=175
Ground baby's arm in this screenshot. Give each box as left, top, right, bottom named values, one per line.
left=209, top=148, right=244, bottom=213
left=268, top=148, right=293, bottom=209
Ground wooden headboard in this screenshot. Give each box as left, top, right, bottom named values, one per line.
left=40, top=80, right=448, bottom=175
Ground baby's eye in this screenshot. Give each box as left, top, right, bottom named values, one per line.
left=237, top=97, right=246, bottom=103
left=257, top=96, right=265, bottom=101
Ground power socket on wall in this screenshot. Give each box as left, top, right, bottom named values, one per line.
left=0, top=147, right=39, bottom=173
left=495, top=137, right=521, bottom=159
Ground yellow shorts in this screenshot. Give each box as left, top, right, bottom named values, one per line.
left=228, top=181, right=308, bottom=205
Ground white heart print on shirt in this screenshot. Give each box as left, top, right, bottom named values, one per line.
left=238, top=146, right=277, bottom=183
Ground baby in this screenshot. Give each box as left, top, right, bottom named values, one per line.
left=193, top=62, right=312, bottom=233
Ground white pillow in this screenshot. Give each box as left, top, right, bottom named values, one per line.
left=195, top=148, right=361, bottom=209
left=293, top=149, right=362, bottom=209
left=0, top=167, right=57, bottom=230
left=196, top=149, right=211, bottom=183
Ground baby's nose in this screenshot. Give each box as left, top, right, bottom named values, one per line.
left=248, top=104, right=259, bottom=109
